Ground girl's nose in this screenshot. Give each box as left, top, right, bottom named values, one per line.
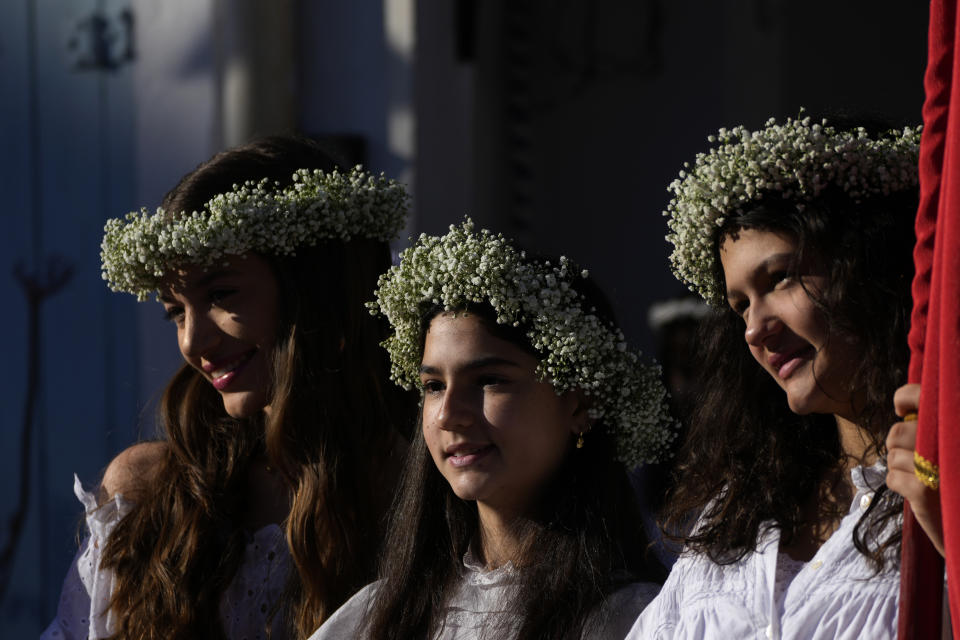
left=178, top=308, right=221, bottom=360
left=434, top=384, right=477, bottom=433
left=744, top=306, right=781, bottom=347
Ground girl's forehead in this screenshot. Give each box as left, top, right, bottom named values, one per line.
left=720, top=227, right=797, bottom=252
left=719, top=229, right=794, bottom=265
left=424, top=313, right=499, bottom=350
left=421, top=313, right=536, bottom=369
left=159, top=254, right=271, bottom=296
left=158, top=265, right=218, bottom=299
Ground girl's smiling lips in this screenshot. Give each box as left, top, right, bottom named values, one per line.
left=444, top=442, right=496, bottom=468
left=202, top=350, right=257, bottom=390
left=767, top=345, right=816, bottom=379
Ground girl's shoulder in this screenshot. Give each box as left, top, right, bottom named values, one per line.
left=308, top=581, right=380, bottom=640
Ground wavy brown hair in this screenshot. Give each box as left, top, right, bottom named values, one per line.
left=662, top=181, right=917, bottom=573
left=98, top=136, right=414, bottom=639
left=364, top=277, right=667, bottom=640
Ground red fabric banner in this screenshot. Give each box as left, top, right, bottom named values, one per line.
left=900, top=0, right=958, bottom=636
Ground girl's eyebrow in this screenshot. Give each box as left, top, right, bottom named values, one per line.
left=195, top=268, right=238, bottom=287
left=419, top=356, right=523, bottom=375
left=759, top=252, right=794, bottom=268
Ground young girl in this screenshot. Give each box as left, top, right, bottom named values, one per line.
left=42, top=136, right=415, bottom=639
left=630, top=116, right=920, bottom=639
left=310, top=220, right=676, bottom=639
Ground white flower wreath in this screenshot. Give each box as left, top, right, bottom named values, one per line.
left=101, top=166, right=410, bottom=300
left=664, top=115, right=921, bottom=305
left=369, top=218, right=676, bottom=467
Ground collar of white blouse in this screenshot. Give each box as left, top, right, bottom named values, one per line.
left=755, top=461, right=890, bottom=640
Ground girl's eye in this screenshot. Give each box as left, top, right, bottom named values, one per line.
left=478, top=375, right=508, bottom=388
left=209, top=288, right=236, bottom=304
left=728, top=299, right=748, bottom=318
left=421, top=380, right=444, bottom=394
left=163, top=307, right=184, bottom=323
left=772, top=271, right=789, bottom=283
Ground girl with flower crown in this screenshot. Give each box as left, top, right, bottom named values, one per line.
left=41, top=136, right=416, bottom=640
left=627, top=116, right=921, bottom=639
left=308, top=220, right=676, bottom=640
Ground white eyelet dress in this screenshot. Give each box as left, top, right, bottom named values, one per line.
left=627, top=462, right=900, bottom=640
left=40, top=475, right=291, bottom=640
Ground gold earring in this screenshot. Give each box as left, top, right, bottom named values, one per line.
left=576, top=432, right=585, bottom=449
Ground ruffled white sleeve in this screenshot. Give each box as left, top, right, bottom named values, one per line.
left=40, top=475, right=133, bottom=640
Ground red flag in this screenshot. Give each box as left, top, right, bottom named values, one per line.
left=900, top=0, right=959, bottom=636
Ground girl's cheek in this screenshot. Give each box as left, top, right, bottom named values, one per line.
left=420, top=402, right=437, bottom=432
left=421, top=412, right=439, bottom=446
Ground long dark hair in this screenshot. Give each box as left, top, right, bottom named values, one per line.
left=364, top=274, right=667, bottom=640
left=99, top=136, right=415, bottom=639
left=662, top=181, right=917, bottom=572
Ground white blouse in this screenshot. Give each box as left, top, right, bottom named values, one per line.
left=310, top=549, right=660, bottom=639
left=628, top=462, right=900, bottom=640
left=40, top=475, right=291, bottom=640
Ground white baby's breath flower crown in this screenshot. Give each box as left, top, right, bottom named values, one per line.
left=665, top=114, right=921, bottom=305
left=101, top=166, right=410, bottom=300
left=369, top=218, right=676, bottom=467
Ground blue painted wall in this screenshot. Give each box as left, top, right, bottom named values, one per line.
left=0, top=1, right=140, bottom=636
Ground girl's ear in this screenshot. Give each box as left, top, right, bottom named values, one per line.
left=564, top=389, right=592, bottom=436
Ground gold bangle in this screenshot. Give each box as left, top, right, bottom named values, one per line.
left=904, top=412, right=918, bottom=422
left=914, top=451, right=940, bottom=490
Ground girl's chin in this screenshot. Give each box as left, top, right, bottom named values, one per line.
left=221, top=392, right=269, bottom=418
left=786, top=395, right=829, bottom=417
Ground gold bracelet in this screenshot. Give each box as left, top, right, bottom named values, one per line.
left=904, top=412, right=918, bottom=422
left=914, top=451, right=940, bottom=490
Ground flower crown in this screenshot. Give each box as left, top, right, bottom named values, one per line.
left=101, top=166, right=410, bottom=300
left=369, top=218, right=675, bottom=467
left=664, top=115, right=921, bottom=305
